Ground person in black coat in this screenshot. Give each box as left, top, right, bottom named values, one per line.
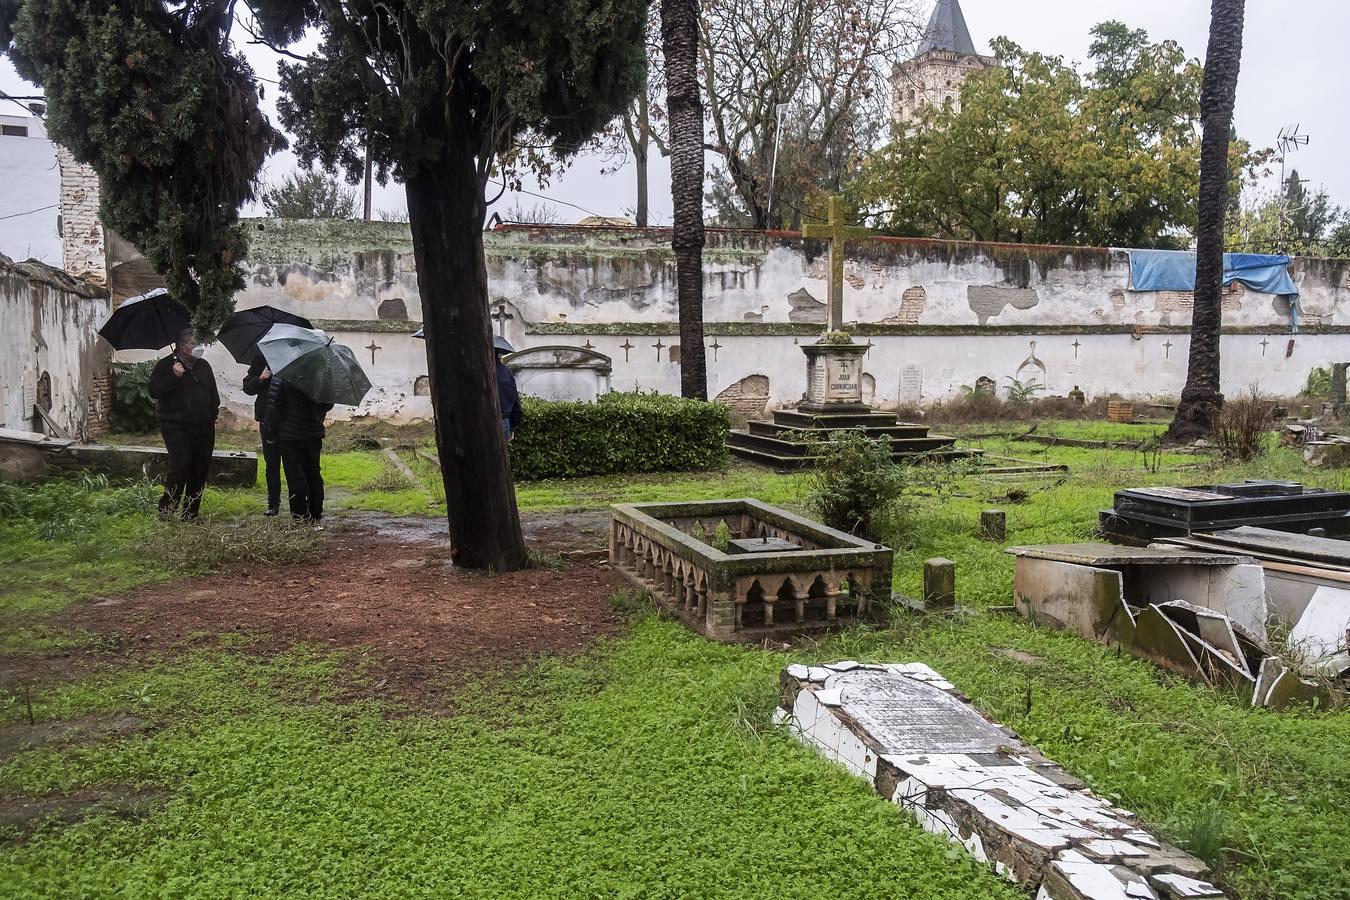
left=241, top=352, right=283, bottom=515
left=262, top=377, right=334, bottom=523
left=496, top=347, right=523, bottom=442
left=148, top=328, right=219, bottom=520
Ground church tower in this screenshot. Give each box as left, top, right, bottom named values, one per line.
left=891, top=0, right=995, bottom=126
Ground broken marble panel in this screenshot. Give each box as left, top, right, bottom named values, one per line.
left=1287, top=586, right=1350, bottom=676
left=779, top=663, right=1226, bottom=899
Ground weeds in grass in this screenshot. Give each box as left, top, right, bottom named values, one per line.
left=1216, top=387, right=1275, bottom=461
left=140, top=516, right=322, bottom=574
left=803, top=430, right=911, bottom=539
left=359, top=459, right=416, bottom=493
left=526, top=549, right=563, bottom=570
left=609, top=588, right=654, bottom=615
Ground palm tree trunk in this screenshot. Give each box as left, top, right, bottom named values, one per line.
left=1168, top=0, right=1246, bottom=443
left=661, top=0, right=708, bottom=400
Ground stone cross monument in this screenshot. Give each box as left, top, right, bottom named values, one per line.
left=797, top=195, right=872, bottom=413
left=801, top=195, right=873, bottom=334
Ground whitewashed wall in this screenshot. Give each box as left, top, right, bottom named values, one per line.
left=0, top=255, right=111, bottom=436
left=98, top=219, right=1350, bottom=419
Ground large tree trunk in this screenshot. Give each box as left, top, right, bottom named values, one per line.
left=405, top=139, right=528, bottom=572
left=662, top=0, right=708, bottom=400
left=1167, top=0, right=1246, bottom=443
left=634, top=93, right=650, bottom=228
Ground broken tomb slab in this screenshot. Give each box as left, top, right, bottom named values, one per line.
left=779, top=663, right=1226, bottom=899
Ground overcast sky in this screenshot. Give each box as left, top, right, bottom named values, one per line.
left=3, top=0, right=1346, bottom=227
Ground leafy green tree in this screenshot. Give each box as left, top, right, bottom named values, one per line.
left=6, top=0, right=647, bottom=571
left=262, top=169, right=357, bottom=219
left=1167, top=0, right=1246, bottom=443
left=1, top=0, right=283, bottom=330
left=856, top=22, right=1262, bottom=249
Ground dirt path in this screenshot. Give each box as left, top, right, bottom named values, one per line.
left=4, top=511, right=626, bottom=708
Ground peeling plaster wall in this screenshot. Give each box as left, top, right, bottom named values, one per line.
left=0, top=254, right=111, bottom=436
left=94, top=218, right=1350, bottom=417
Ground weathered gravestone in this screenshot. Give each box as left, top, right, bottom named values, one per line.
left=777, top=663, right=1225, bottom=899
left=504, top=345, right=612, bottom=402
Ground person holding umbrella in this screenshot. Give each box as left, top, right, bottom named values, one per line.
left=261, top=375, right=333, bottom=524
left=257, top=324, right=371, bottom=524
left=220, top=305, right=314, bottom=517
left=241, top=353, right=282, bottom=515
left=495, top=336, right=523, bottom=443
left=147, top=328, right=220, bottom=520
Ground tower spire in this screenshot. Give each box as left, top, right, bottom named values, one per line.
left=917, top=0, right=978, bottom=56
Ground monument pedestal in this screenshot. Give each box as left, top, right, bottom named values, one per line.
left=726, top=337, right=980, bottom=471
left=797, top=342, right=870, bottom=414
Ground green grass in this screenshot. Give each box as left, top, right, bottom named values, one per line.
left=0, top=628, right=1021, bottom=900
left=5, top=430, right=1349, bottom=898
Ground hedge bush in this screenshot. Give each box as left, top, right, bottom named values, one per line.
left=109, top=361, right=158, bottom=433
left=510, top=392, right=729, bottom=479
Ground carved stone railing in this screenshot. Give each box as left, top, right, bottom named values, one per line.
left=610, top=500, right=893, bottom=641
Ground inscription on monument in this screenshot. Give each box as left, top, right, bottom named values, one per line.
left=825, top=355, right=860, bottom=402
left=899, top=364, right=922, bottom=404
left=833, top=669, right=1011, bottom=755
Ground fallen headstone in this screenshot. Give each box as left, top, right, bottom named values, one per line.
left=777, top=663, right=1225, bottom=899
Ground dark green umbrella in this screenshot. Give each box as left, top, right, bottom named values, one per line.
left=216, top=305, right=313, bottom=363
left=257, top=324, right=372, bottom=406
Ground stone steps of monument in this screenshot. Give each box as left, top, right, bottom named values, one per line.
left=747, top=420, right=932, bottom=440
left=770, top=410, right=903, bottom=430
left=727, top=431, right=978, bottom=471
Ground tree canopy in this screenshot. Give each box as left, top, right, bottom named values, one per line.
left=262, top=169, right=357, bottom=219
left=1, top=0, right=283, bottom=330
left=855, top=22, right=1266, bottom=248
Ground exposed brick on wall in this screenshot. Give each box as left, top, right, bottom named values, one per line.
left=883, top=286, right=928, bottom=324
left=714, top=374, right=771, bottom=414
left=87, top=372, right=112, bottom=436
left=57, top=147, right=106, bottom=287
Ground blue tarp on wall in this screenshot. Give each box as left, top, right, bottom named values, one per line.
left=1128, top=249, right=1298, bottom=299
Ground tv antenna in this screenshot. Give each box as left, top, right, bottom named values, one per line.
left=1275, top=124, right=1310, bottom=253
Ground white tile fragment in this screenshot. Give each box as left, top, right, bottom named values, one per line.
left=786, top=663, right=810, bottom=681
left=770, top=706, right=789, bottom=727
left=805, top=665, right=833, bottom=683
left=1081, top=839, right=1150, bottom=860
left=815, top=688, right=843, bottom=707
left=1150, top=873, right=1224, bottom=898
left=825, top=659, right=861, bottom=672
left=1123, top=830, right=1161, bottom=849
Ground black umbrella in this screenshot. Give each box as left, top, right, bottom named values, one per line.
left=97, top=288, right=191, bottom=351
left=216, top=305, right=314, bottom=363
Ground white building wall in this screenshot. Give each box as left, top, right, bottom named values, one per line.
left=0, top=115, right=63, bottom=267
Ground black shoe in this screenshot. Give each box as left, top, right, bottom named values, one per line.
left=264, top=507, right=279, bottom=517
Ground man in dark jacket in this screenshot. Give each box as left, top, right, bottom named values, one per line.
left=148, top=328, right=219, bottom=520
left=496, top=345, right=523, bottom=442
left=262, top=377, right=334, bottom=523
left=241, top=352, right=282, bottom=515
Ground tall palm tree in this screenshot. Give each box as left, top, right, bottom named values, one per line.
left=1168, top=0, right=1246, bottom=442
left=661, top=0, right=708, bottom=399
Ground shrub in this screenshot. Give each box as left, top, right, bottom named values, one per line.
left=803, top=429, right=910, bottom=539
left=109, top=361, right=158, bottom=433
left=1215, top=387, right=1274, bottom=460
left=509, top=392, right=729, bottom=480
left=1302, top=365, right=1332, bottom=398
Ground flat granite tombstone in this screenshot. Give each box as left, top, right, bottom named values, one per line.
left=778, top=663, right=1225, bottom=899
left=504, top=345, right=612, bottom=402
left=1101, top=480, right=1350, bottom=542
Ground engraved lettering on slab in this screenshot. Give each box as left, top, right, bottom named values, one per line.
left=1129, top=487, right=1234, bottom=502
left=825, top=355, right=861, bottom=402
left=899, top=364, right=922, bottom=404
left=830, top=669, right=1011, bottom=755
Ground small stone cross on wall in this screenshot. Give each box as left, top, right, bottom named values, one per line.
left=491, top=302, right=514, bottom=338
left=366, top=341, right=382, bottom=365
left=800, top=195, right=872, bottom=333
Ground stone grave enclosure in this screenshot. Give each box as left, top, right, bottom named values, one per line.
left=609, top=499, right=892, bottom=641
left=777, top=662, right=1225, bottom=900
left=503, top=345, right=612, bottom=402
